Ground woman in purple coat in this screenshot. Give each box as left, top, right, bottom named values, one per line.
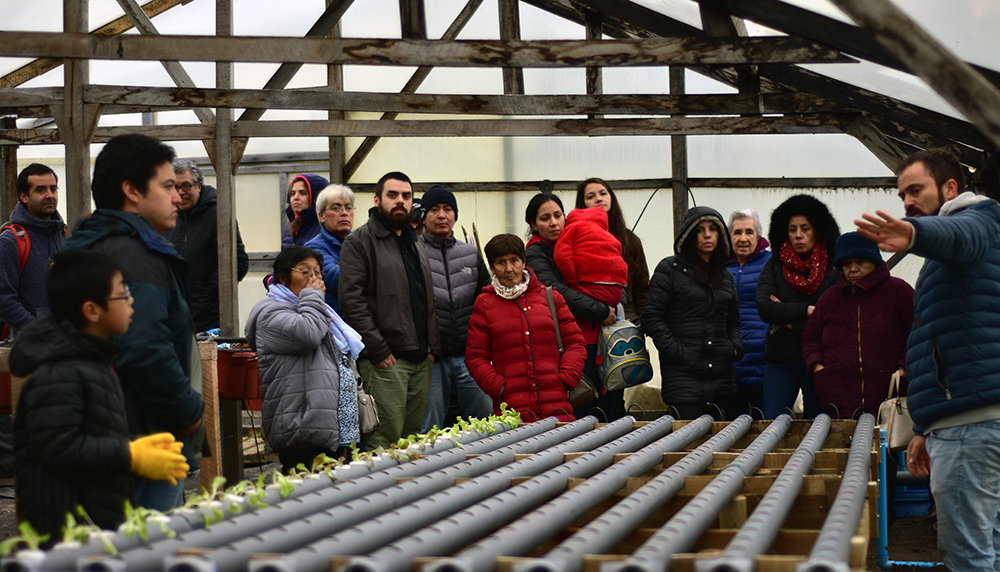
left=802, top=232, right=914, bottom=419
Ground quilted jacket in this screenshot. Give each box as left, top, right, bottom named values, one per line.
left=726, top=240, right=770, bottom=389
left=420, top=232, right=490, bottom=357
left=554, top=207, right=628, bottom=288
left=245, top=287, right=343, bottom=451
left=465, top=268, right=586, bottom=422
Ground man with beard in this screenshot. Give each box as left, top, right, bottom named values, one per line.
left=857, top=148, right=1000, bottom=572
left=0, top=163, right=67, bottom=337
left=339, top=172, right=440, bottom=450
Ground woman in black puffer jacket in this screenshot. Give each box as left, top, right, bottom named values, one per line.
left=756, top=194, right=840, bottom=419
left=642, top=206, right=744, bottom=420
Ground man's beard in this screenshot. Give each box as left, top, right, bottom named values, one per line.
left=905, top=188, right=946, bottom=218
left=378, top=203, right=409, bottom=230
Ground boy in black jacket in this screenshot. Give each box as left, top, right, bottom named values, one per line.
left=11, top=250, right=189, bottom=542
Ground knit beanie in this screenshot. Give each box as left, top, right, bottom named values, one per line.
left=421, top=185, right=459, bottom=220
left=833, top=232, right=882, bottom=268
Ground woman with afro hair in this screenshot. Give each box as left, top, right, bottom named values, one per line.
left=755, top=194, right=840, bottom=419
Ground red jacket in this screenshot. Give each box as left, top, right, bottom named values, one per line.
left=555, top=207, right=628, bottom=289
left=465, top=268, right=587, bottom=422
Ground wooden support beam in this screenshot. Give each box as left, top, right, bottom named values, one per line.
left=670, top=67, right=688, bottom=232
left=0, top=118, right=15, bottom=223
left=328, top=16, right=345, bottom=184
left=0, top=115, right=847, bottom=145
left=499, top=0, right=525, bottom=95
left=2, top=86, right=854, bottom=117
left=585, top=11, right=603, bottom=120
left=698, top=0, right=758, bottom=95
left=0, top=32, right=853, bottom=68
left=829, top=0, right=1000, bottom=151
left=61, top=0, right=93, bottom=227
left=399, top=0, right=427, bottom=40
left=840, top=113, right=909, bottom=172
left=343, top=0, right=483, bottom=181
left=0, top=0, right=191, bottom=89
left=231, top=0, right=355, bottom=174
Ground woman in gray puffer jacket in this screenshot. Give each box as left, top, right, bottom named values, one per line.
left=246, top=246, right=364, bottom=474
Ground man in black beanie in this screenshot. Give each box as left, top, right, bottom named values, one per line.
left=419, top=185, right=493, bottom=430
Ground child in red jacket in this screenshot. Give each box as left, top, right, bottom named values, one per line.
left=554, top=207, right=628, bottom=315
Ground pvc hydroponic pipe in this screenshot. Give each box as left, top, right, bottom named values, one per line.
left=344, top=416, right=688, bottom=572
left=695, top=415, right=832, bottom=572
left=78, top=418, right=560, bottom=572
left=16, top=421, right=521, bottom=572
left=602, top=414, right=793, bottom=572
left=164, top=417, right=598, bottom=572
left=512, top=414, right=755, bottom=572
left=420, top=415, right=711, bottom=572
left=797, top=413, right=876, bottom=572
left=248, top=416, right=647, bottom=572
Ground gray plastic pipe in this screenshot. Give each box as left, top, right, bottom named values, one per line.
left=164, top=417, right=597, bottom=572
left=336, top=415, right=683, bottom=572
left=511, top=414, right=755, bottom=572
left=602, top=414, right=793, bottom=572
left=695, top=415, right=832, bottom=572
left=15, top=421, right=519, bottom=572
left=248, top=416, right=648, bottom=572
left=796, top=413, right=876, bottom=572
left=77, top=419, right=558, bottom=572
left=415, top=415, right=710, bottom=572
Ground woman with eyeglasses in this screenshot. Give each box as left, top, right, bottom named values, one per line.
left=246, top=246, right=364, bottom=473
left=305, top=184, right=356, bottom=316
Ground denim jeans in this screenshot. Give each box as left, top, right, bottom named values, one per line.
left=422, top=355, right=494, bottom=432
left=762, top=361, right=821, bottom=419
left=133, top=476, right=185, bottom=512
left=927, top=420, right=1000, bottom=572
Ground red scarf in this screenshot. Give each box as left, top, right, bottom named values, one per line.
left=780, top=240, right=828, bottom=295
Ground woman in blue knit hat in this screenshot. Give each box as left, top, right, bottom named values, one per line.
left=801, top=231, right=914, bottom=419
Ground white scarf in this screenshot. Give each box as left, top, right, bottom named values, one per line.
left=492, top=269, right=531, bottom=300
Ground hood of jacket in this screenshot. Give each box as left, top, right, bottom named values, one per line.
left=9, top=314, right=118, bottom=377
left=673, top=206, right=732, bottom=259
left=285, top=174, right=328, bottom=226
left=9, top=202, right=66, bottom=235
left=565, top=206, right=609, bottom=231
left=768, top=194, right=840, bottom=262
left=939, top=191, right=991, bottom=217
left=65, top=209, right=183, bottom=261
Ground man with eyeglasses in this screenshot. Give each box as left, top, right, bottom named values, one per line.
left=305, top=183, right=356, bottom=316
left=163, top=160, right=249, bottom=332
left=340, top=171, right=441, bottom=450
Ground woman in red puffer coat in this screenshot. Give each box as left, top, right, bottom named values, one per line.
left=466, top=234, right=587, bottom=423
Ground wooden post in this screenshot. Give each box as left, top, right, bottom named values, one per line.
left=499, top=0, right=525, bottom=95
left=216, top=0, right=242, bottom=484
left=670, top=66, right=688, bottom=232
left=62, top=0, right=91, bottom=227
left=328, top=15, right=345, bottom=183
left=0, top=117, right=15, bottom=222
left=399, top=0, right=427, bottom=40
left=198, top=342, right=223, bottom=490
left=827, top=0, right=1000, bottom=151
left=585, top=11, right=603, bottom=120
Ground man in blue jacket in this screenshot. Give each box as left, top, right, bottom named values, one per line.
left=857, top=148, right=1000, bottom=572
left=63, top=134, right=204, bottom=511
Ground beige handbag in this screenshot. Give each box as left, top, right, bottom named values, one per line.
left=348, top=356, right=380, bottom=439
left=545, top=286, right=599, bottom=408
left=877, top=370, right=915, bottom=454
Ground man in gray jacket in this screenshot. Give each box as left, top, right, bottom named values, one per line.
left=419, top=185, right=492, bottom=431
left=339, top=172, right=441, bottom=450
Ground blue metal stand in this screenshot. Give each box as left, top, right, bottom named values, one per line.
left=877, top=428, right=941, bottom=569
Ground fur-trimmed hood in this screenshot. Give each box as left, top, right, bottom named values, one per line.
left=767, top=194, right=840, bottom=262
left=674, top=206, right=732, bottom=259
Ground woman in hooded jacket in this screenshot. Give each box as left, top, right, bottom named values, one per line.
left=756, top=194, right=840, bottom=419
left=281, top=174, right=329, bottom=248
left=641, top=206, right=744, bottom=420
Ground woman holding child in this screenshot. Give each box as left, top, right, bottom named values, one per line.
left=246, top=246, right=363, bottom=474
left=642, top=206, right=743, bottom=420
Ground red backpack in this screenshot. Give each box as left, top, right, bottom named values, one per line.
left=0, top=223, right=31, bottom=340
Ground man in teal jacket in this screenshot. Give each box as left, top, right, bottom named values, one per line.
left=858, top=148, right=1000, bottom=572
left=63, top=134, right=204, bottom=511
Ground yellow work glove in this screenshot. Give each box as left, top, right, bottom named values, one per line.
left=129, top=433, right=189, bottom=485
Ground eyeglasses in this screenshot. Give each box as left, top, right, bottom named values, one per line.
left=291, top=268, right=325, bottom=279
left=326, top=204, right=354, bottom=213
left=178, top=182, right=198, bottom=192
left=107, top=284, right=132, bottom=302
